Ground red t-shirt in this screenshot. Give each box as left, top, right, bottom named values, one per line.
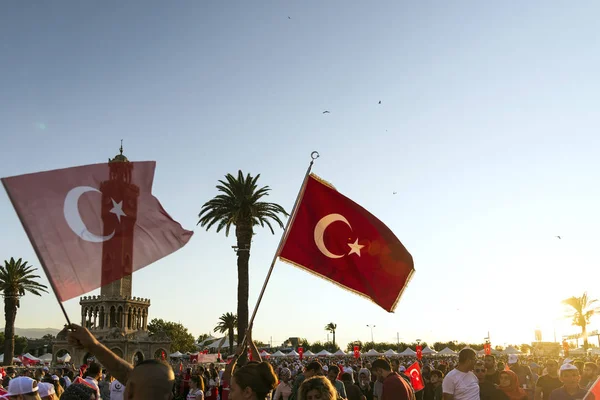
left=382, top=372, right=414, bottom=400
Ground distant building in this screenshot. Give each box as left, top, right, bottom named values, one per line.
left=52, top=146, right=171, bottom=365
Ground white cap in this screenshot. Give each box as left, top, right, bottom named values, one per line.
left=38, top=382, right=56, bottom=397
left=399, top=366, right=406, bottom=372
left=563, top=358, right=574, bottom=365
left=508, top=355, right=518, bottom=364
left=560, top=363, right=579, bottom=372
left=6, top=377, right=39, bottom=396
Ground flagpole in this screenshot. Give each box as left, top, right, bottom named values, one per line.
left=2, top=180, right=73, bottom=327
left=245, top=151, right=319, bottom=334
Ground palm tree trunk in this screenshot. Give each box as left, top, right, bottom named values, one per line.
left=236, top=223, right=252, bottom=363
left=582, top=324, right=589, bottom=351
left=333, top=331, right=336, bottom=349
left=228, top=327, right=234, bottom=355
left=3, top=294, right=18, bottom=366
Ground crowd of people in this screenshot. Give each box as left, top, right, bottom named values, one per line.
left=0, top=327, right=598, bottom=400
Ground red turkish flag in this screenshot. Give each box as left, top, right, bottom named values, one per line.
left=416, top=345, right=422, bottom=360
left=584, top=376, right=600, bottom=400
left=279, top=174, right=414, bottom=312
left=405, top=362, right=425, bottom=391
left=298, top=347, right=304, bottom=361
left=2, top=162, right=193, bottom=301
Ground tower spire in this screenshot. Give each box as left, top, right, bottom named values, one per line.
left=120, top=139, right=123, bottom=155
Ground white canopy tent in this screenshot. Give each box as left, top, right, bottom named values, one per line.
left=333, top=349, right=347, bottom=356
left=304, top=350, right=316, bottom=357
left=57, top=353, right=71, bottom=363
left=399, top=348, right=417, bottom=356
left=260, top=350, right=271, bottom=357
left=590, top=348, right=600, bottom=356
left=503, top=346, right=522, bottom=355
left=438, top=347, right=458, bottom=356
left=207, top=337, right=237, bottom=349
left=198, top=335, right=219, bottom=346
left=39, top=353, right=53, bottom=362
left=169, top=351, right=184, bottom=358
left=364, top=349, right=382, bottom=356
left=316, top=350, right=332, bottom=357
left=422, top=347, right=437, bottom=355
left=384, top=349, right=398, bottom=356
left=271, top=350, right=286, bottom=358
left=287, top=350, right=299, bottom=357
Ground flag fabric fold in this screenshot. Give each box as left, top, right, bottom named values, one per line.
left=2, top=162, right=193, bottom=301
left=278, top=174, right=414, bottom=312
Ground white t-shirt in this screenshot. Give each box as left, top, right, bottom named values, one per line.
left=187, top=388, right=204, bottom=400
left=442, top=369, right=479, bottom=400
left=110, top=380, right=125, bottom=400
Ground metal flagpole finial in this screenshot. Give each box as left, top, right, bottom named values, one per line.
left=311, top=151, right=320, bottom=160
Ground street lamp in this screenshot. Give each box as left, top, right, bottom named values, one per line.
left=366, top=325, right=376, bottom=343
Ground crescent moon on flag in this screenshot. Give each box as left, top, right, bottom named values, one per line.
left=63, top=186, right=115, bottom=243
left=314, top=213, right=352, bottom=259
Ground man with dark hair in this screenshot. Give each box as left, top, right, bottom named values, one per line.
left=327, top=366, right=348, bottom=399
left=581, top=362, right=598, bottom=390
left=290, top=361, right=322, bottom=400
left=535, top=360, right=561, bottom=400
left=424, top=370, right=444, bottom=400
left=371, top=358, right=415, bottom=400
left=67, top=324, right=175, bottom=400
left=473, top=361, right=504, bottom=400
left=483, top=355, right=499, bottom=385
left=342, top=372, right=363, bottom=400
left=442, top=348, right=479, bottom=400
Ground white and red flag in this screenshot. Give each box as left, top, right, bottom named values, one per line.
left=2, top=162, right=193, bottom=301
left=405, top=362, right=425, bottom=391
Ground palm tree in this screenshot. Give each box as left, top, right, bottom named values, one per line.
left=0, top=258, right=48, bottom=365
left=198, top=171, right=288, bottom=350
left=563, top=292, right=599, bottom=350
left=325, top=322, right=337, bottom=349
left=214, top=312, right=238, bottom=354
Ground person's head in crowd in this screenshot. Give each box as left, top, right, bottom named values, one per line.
left=38, top=382, right=56, bottom=400
left=341, top=373, right=353, bottom=383
left=484, top=355, right=496, bottom=371
left=326, top=366, right=340, bottom=384
left=60, top=383, right=96, bottom=400
left=430, top=370, right=444, bottom=387
left=298, top=376, right=336, bottom=400
left=474, top=361, right=487, bottom=383
left=279, top=368, right=292, bottom=383
left=560, top=364, right=581, bottom=390
left=85, top=363, right=101, bottom=381
left=391, top=359, right=400, bottom=373
left=497, top=362, right=505, bottom=372
left=5, top=376, right=41, bottom=400
left=458, top=349, right=477, bottom=371
left=190, top=375, right=205, bottom=392
left=371, top=359, right=393, bottom=381
left=545, top=360, right=559, bottom=377
left=583, top=362, right=598, bottom=381
left=125, top=359, right=175, bottom=400
left=358, top=368, right=371, bottom=388
left=230, top=362, right=277, bottom=400
left=304, top=361, right=323, bottom=379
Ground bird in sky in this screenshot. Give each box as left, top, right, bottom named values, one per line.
left=322, top=111, right=330, bottom=114
left=378, top=101, right=382, bottom=104
left=393, top=192, right=397, bottom=195
left=556, top=236, right=561, bottom=239
left=288, top=16, right=291, bottom=19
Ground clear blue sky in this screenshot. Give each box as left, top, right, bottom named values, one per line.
left=2, top=1, right=600, bottom=350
